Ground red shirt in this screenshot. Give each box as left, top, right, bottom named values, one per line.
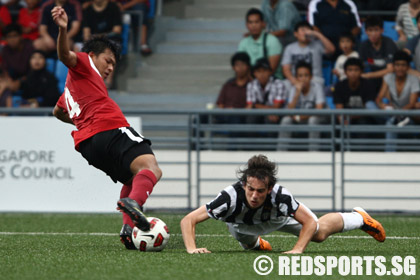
left=0, top=5, right=12, bottom=39
left=56, top=52, right=129, bottom=150
left=18, top=7, right=41, bottom=41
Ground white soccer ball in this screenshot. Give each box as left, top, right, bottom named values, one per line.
left=131, top=217, right=170, bottom=252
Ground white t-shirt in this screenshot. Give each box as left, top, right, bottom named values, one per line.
left=334, top=51, right=359, bottom=81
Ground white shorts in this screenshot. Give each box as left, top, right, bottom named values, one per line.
left=226, top=203, right=318, bottom=248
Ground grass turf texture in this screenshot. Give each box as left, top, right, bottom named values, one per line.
left=0, top=212, right=419, bottom=280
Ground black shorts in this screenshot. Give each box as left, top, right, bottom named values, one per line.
left=78, top=127, right=153, bottom=184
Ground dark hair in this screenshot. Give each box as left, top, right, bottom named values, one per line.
left=344, top=57, right=364, bottom=71
left=294, top=20, right=312, bottom=32
left=365, top=16, right=383, bottom=29
left=393, top=50, right=411, bottom=64
left=246, top=8, right=264, bottom=22
left=295, top=61, right=312, bottom=75
left=3, top=23, right=22, bottom=36
left=81, top=35, right=121, bottom=62
left=252, top=57, right=272, bottom=72
left=237, top=155, right=277, bottom=188
left=339, top=32, right=355, bottom=43
left=231, top=52, right=251, bottom=67
left=416, top=11, right=420, bottom=23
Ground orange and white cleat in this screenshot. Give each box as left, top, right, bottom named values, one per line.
left=353, top=207, right=386, bottom=242
left=257, top=236, right=272, bottom=251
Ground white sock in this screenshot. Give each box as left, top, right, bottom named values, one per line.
left=339, top=212, right=364, bottom=232
left=240, top=238, right=260, bottom=250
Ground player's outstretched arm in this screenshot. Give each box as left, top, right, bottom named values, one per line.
left=283, top=205, right=318, bottom=254
left=180, top=205, right=211, bottom=254
left=52, top=6, right=77, bottom=68
left=53, top=105, right=74, bottom=125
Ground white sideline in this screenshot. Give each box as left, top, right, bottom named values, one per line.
left=0, top=232, right=418, bottom=240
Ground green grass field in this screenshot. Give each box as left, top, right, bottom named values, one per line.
left=0, top=212, right=419, bottom=280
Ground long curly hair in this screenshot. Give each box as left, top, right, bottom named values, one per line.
left=237, top=155, right=277, bottom=188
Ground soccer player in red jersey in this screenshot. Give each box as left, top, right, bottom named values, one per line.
left=51, top=6, right=161, bottom=249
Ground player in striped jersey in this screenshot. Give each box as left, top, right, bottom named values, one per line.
left=181, top=155, right=385, bottom=254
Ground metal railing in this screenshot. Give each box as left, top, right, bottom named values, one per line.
left=1, top=107, right=420, bottom=211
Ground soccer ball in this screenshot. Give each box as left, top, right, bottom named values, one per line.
left=131, top=217, right=170, bottom=252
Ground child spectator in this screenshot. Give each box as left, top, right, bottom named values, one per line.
left=359, top=16, right=398, bottom=93
left=376, top=51, right=419, bottom=151
left=308, top=0, right=361, bottom=52
left=282, top=20, right=335, bottom=87
left=34, top=0, right=81, bottom=54
left=333, top=58, right=377, bottom=125
left=238, top=8, right=283, bottom=79
left=246, top=58, right=286, bottom=125
left=20, top=50, right=60, bottom=107
left=18, top=0, right=41, bottom=41
left=279, top=61, right=325, bottom=151
left=333, top=32, right=359, bottom=81
left=216, top=52, right=251, bottom=110
left=0, top=24, right=34, bottom=96
left=261, top=0, right=301, bottom=46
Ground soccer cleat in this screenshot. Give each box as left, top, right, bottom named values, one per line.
left=257, top=236, right=272, bottom=251
left=119, top=224, right=136, bottom=250
left=353, top=207, right=386, bottom=242
left=117, top=198, right=150, bottom=232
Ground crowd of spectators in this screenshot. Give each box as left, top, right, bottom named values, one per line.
left=214, top=0, right=420, bottom=151
left=0, top=0, right=152, bottom=109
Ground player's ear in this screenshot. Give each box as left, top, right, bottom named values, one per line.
left=267, top=185, right=273, bottom=194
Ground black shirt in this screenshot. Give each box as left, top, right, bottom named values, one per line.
left=333, top=78, right=376, bottom=108
left=82, top=2, right=122, bottom=35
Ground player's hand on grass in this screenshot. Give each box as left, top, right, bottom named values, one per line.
left=188, top=248, right=211, bottom=254
left=51, top=6, right=68, bottom=29
left=283, top=249, right=303, bottom=254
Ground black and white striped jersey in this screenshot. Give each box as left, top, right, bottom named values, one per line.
left=206, top=181, right=300, bottom=225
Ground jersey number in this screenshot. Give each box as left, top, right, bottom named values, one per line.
left=64, top=87, right=81, bottom=118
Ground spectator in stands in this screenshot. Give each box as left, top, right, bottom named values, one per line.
left=261, top=0, right=301, bottom=46
left=279, top=61, right=325, bottom=151
left=282, top=20, right=335, bottom=88
left=376, top=51, right=419, bottom=151
left=0, top=73, right=12, bottom=111
left=82, top=0, right=122, bottom=43
left=359, top=16, right=398, bottom=94
left=333, top=32, right=359, bottom=81
left=4, top=0, right=22, bottom=22
left=18, top=0, right=41, bottom=41
left=34, top=0, right=81, bottom=54
left=404, top=13, right=420, bottom=71
left=0, top=3, right=12, bottom=39
left=396, top=0, right=420, bottom=44
left=20, top=50, right=60, bottom=107
left=333, top=58, right=377, bottom=125
left=246, top=58, right=286, bottom=127
left=0, top=24, right=34, bottom=98
left=307, top=0, right=361, bottom=53
left=117, top=0, right=151, bottom=55
left=239, top=8, right=283, bottom=79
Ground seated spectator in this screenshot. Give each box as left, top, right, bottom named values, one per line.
left=282, top=20, right=335, bottom=87
left=307, top=0, right=361, bottom=53
left=238, top=8, right=283, bottom=79
left=261, top=0, right=301, bottom=46
left=396, top=0, right=420, bottom=44
left=333, top=32, right=359, bottom=81
left=359, top=16, right=398, bottom=93
left=376, top=51, right=419, bottom=152
left=83, top=0, right=122, bottom=43
left=333, top=58, right=377, bottom=125
left=0, top=24, right=34, bottom=97
left=34, top=0, right=81, bottom=54
left=0, top=73, right=12, bottom=112
left=0, top=3, right=12, bottom=39
left=4, top=0, right=22, bottom=22
left=20, top=50, right=60, bottom=107
left=246, top=58, right=286, bottom=126
left=116, top=0, right=151, bottom=55
left=18, top=0, right=41, bottom=41
left=404, top=12, right=420, bottom=71
left=279, top=61, right=325, bottom=151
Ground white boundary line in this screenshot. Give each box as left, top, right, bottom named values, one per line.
left=0, top=232, right=419, bottom=240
